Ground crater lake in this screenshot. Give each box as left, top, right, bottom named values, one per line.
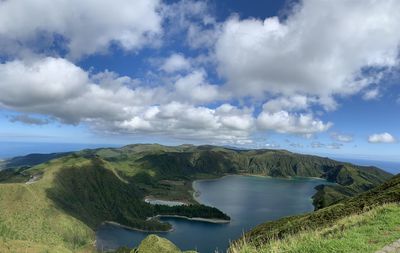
left=96, top=175, right=326, bottom=252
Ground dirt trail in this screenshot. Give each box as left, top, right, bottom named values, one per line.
left=26, top=175, right=41, bottom=185
left=375, top=239, right=400, bottom=253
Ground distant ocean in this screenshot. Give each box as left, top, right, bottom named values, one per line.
left=0, top=142, right=121, bottom=160
left=331, top=157, right=400, bottom=175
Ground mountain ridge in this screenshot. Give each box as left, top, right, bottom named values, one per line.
left=0, top=144, right=393, bottom=252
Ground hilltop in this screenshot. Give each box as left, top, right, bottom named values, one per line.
left=230, top=174, right=400, bottom=253
left=0, top=144, right=393, bottom=252
left=117, top=173, right=400, bottom=253
left=3, top=144, right=391, bottom=208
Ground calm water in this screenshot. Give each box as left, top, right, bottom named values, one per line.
left=96, top=175, right=325, bottom=252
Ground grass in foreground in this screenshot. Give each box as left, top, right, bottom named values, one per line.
left=231, top=203, right=400, bottom=253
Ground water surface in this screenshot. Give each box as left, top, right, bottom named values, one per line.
left=96, top=175, right=325, bottom=252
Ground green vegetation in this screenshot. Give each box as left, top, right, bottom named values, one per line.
left=312, top=164, right=392, bottom=209
left=136, top=235, right=196, bottom=253
left=2, top=144, right=391, bottom=208
left=113, top=235, right=197, bottom=253
left=230, top=203, right=400, bottom=253
left=230, top=174, right=400, bottom=252
left=0, top=144, right=393, bottom=252
left=0, top=158, right=95, bottom=252
left=84, top=144, right=391, bottom=209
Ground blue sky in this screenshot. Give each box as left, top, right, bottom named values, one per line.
left=0, top=0, right=399, bottom=161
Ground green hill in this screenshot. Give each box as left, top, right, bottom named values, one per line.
left=230, top=174, right=400, bottom=253
left=0, top=151, right=228, bottom=252
left=231, top=203, right=400, bottom=253
left=2, top=144, right=391, bottom=210
left=113, top=235, right=197, bottom=253
left=0, top=144, right=393, bottom=252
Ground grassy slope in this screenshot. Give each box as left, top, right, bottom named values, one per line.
left=114, top=234, right=197, bottom=253
left=0, top=156, right=95, bottom=252
left=89, top=144, right=392, bottom=208
left=0, top=152, right=228, bottom=252
left=312, top=164, right=392, bottom=209
left=231, top=203, right=400, bottom=253
left=0, top=144, right=393, bottom=252
left=2, top=144, right=392, bottom=207
left=231, top=174, right=400, bottom=252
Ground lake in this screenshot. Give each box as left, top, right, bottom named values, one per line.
left=96, top=175, right=325, bottom=252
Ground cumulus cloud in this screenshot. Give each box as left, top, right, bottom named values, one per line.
left=174, top=70, right=221, bottom=103
left=0, top=0, right=162, bottom=59
left=257, top=110, right=332, bottom=136
left=117, top=102, right=254, bottom=142
left=0, top=0, right=399, bottom=144
left=216, top=0, right=400, bottom=105
left=262, top=95, right=312, bottom=112
left=0, top=57, right=253, bottom=142
left=368, top=132, right=397, bottom=143
left=161, top=54, right=191, bottom=73
left=0, top=57, right=88, bottom=108
left=0, top=57, right=165, bottom=124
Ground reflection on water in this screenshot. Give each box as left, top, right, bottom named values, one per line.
left=96, top=175, right=325, bottom=252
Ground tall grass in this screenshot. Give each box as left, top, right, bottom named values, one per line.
left=230, top=203, right=400, bottom=253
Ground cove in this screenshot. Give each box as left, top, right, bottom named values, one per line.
left=96, top=175, right=326, bottom=252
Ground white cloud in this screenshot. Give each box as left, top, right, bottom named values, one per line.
left=331, top=132, right=353, bottom=143
left=174, top=70, right=221, bottom=103
left=161, top=54, right=191, bottom=73
left=0, top=0, right=162, bottom=59
left=1, top=0, right=399, bottom=144
left=262, top=95, right=312, bottom=112
left=0, top=57, right=88, bottom=107
left=216, top=0, right=400, bottom=106
left=117, top=102, right=254, bottom=142
left=362, top=88, right=380, bottom=100
left=0, top=57, right=165, bottom=124
left=0, top=57, right=253, bottom=142
left=257, top=110, right=332, bottom=136
left=368, top=132, right=397, bottom=143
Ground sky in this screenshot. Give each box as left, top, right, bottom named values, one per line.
left=0, top=0, right=400, bottom=162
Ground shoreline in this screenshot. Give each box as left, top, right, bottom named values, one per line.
left=147, top=215, right=230, bottom=224
left=102, top=221, right=173, bottom=233
left=104, top=174, right=323, bottom=235
left=144, top=196, right=189, bottom=206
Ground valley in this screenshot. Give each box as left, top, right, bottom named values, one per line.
left=0, top=144, right=395, bottom=252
